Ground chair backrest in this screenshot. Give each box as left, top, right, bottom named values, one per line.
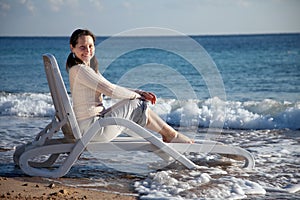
left=43, top=53, right=81, bottom=140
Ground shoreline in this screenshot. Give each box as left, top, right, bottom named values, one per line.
left=0, top=176, right=138, bottom=199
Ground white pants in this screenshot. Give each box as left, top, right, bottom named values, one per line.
left=78, top=99, right=148, bottom=142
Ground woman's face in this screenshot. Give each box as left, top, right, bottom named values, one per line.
left=71, top=35, right=95, bottom=66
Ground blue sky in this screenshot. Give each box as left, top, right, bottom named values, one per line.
left=0, top=0, right=299, bottom=36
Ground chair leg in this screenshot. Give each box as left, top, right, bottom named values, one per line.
left=18, top=143, right=75, bottom=178
left=28, top=154, right=60, bottom=168
left=13, top=142, right=32, bottom=166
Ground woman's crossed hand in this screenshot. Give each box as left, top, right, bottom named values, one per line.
left=137, top=90, right=157, bottom=105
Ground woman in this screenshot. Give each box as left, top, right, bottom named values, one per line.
left=66, top=28, right=193, bottom=143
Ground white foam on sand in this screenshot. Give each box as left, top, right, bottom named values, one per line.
left=134, top=167, right=267, bottom=199
left=132, top=129, right=299, bottom=199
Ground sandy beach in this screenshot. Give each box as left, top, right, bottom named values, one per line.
left=0, top=176, right=138, bottom=200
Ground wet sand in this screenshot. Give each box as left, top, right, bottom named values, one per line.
left=0, top=176, right=138, bottom=200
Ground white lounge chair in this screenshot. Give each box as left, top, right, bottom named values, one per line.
left=13, top=53, right=255, bottom=178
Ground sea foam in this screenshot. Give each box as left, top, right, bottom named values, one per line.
left=0, top=92, right=54, bottom=117
left=134, top=168, right=266, bottom=199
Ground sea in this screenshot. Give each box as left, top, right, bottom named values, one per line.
left=0, top=33, right=299, bottom=199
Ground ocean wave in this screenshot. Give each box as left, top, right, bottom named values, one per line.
left=0, top=92, right=54, bottom=117
left=1, top=92, right=299, bottom=130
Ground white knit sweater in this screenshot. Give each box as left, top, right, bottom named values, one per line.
left=69, top=64, right=141, bottom=121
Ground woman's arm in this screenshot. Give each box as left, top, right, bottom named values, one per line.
left=70, top=65, right=141, bottom=100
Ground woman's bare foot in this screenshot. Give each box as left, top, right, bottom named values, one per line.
left=163, top=132, right=194, bottom=143
left=145, top=110, right=194, bottom=143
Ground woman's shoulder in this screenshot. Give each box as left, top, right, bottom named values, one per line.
left=71, top=64, right=86, bottom=69
left=69, top=64, right=97, bottom=78
left=69, top=64, right=90, bottom=72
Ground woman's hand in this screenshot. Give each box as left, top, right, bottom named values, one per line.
left=137, top=90, right=157, bottom=105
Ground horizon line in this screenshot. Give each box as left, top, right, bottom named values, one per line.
left=0, top=31, right=299, bottom=37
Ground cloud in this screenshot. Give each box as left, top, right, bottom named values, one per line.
left=46, top=0, right=102, bottom=13
left=19, top=0, right=36, bottom=14
left=0, top=2, right=10, bottom=11
left=89, top=0, right=103, bottom=10
left=0, top=2, right=11, bottom=16
left=48, top=0, right=64, bottom=12
left=236, top=0, right=251, bottom=7
left=123, top=1, right=133, bottom=9
left=191, top=0, right=252, bottom=8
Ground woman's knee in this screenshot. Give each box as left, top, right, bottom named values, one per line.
left=127, top=98, right=143, bottom=108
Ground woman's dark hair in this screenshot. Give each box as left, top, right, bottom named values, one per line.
left=66, top=29, right=99, bottom=73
